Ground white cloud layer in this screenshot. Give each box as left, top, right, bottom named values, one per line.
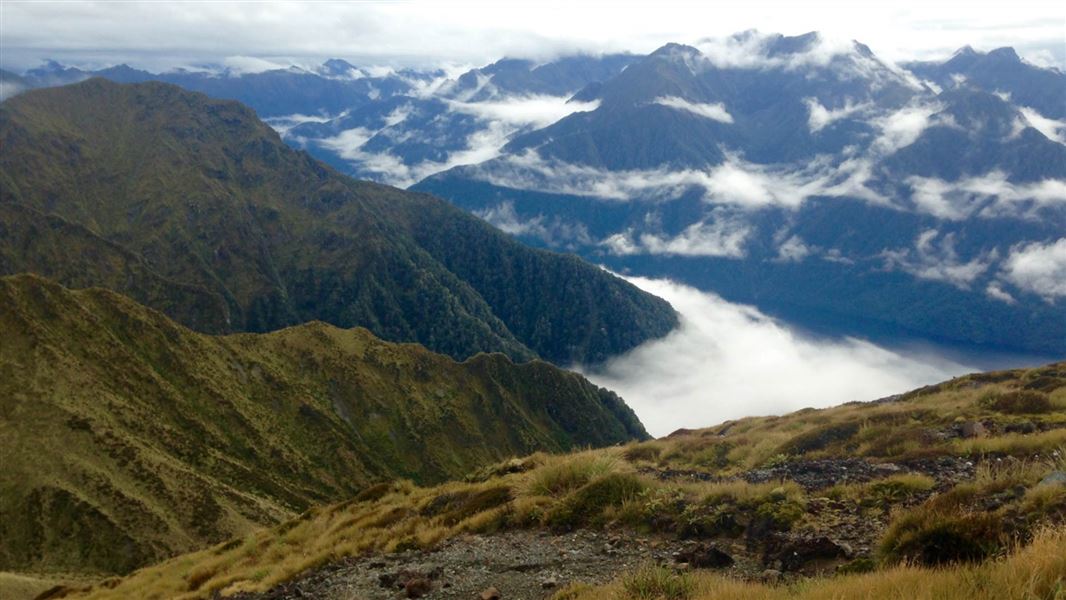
left=447, top=96, right=600, bottom=129
left=1020, top=107, right=1066, bottom=145
left=474, top=150, right=886, bottom=209
left=221, top=55, right=291, bottom=75
left=474, top=201, right=593, bottom=247
left=1000, top=238, right=1066, bottom=301
left=805, top=98, right=871, bottom=132
left=313, top=95, right=598, bottom=187
left=906, top=172, right=1066, bottom=220
left=581, top=276, right=971, bottom=437
left=653, top=96, right=734, bottom=123
left=2, top=2, right=1062, bottom=72
left=881, top=229, right=994, bottom=289
left=602, top=217, right=751, bottom=258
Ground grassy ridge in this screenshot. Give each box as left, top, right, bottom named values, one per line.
left=0, top=274, right=647, bottom=578
left=47, top=361, right=1065, bottom=599
left=0, top=78, right=677, bottom=364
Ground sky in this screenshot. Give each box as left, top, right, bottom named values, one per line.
left=2, top=1, right=1064, bottom=72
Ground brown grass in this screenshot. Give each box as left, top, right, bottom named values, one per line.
left=553, top=525, right=1066, bottom=600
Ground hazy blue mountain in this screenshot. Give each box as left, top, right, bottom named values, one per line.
left=7, top=37, right=1064, bottom=356
left=8, top=58, right=426, bottom=117
left=414, top=33, right=1066, bottom=357
left=905, top=46, right=1066, bottom=119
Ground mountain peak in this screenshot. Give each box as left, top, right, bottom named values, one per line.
left=766, top=31, right=822, bottom=56
left=649, top=42, right=702, bottom=59
left=320, top=58, right=358, bottom=75
left=987, top=47, right=1021, bottom=62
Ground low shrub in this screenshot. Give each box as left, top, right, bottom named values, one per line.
left=879, top=508, right=1007, bottom=566
left=546, top=473, right=648, bottom=531
left=527, top=455, right=619, bottom=497
left=624, top=443, right=663, bottom=463
left=862, top=474, right=937, bottom=507
left=621, top=564, right=694, bottom=600
left=780, top=421, right=860, bottom=455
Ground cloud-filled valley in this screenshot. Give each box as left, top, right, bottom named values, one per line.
left=581, top=276, right=973, bottom=437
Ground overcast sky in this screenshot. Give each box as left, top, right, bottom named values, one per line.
left=2, top=1, right=1064, bottom=72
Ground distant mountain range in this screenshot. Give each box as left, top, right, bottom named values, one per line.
left=0, top=273, right=646, bottom=575
left=411, top=33, right=1066, bottom=357
left=0, top=79, right=677, bottom=365
left=6, top=32, right=1058, bottom=357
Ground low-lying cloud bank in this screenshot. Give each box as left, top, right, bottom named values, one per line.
left=653, top=96, right=734, bottom=123
left=580, top=276, right=972, bottom=437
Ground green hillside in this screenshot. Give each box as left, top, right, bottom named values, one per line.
left=41, top=360, right=1064, bottom=600
left=0, top=78, right=677, bottom=365
left=0, top=274, right=647, bottom=577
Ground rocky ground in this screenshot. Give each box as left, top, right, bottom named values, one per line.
left=229, top=413, right=1066, bottom=600
left=229, top=530, right=689, bottom=600
left=232, top=457, right=965, bottom=600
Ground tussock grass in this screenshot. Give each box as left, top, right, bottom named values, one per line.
left=825, top=473, right=937, bottom=507
left=526, top=452, right=623, bottom=497
left=553, top=525, right=1066, bottom=600
left=955, top=429, right=1066, bottom=457
left=48, top=361, right=1066, bottom=599
left=620, top=564, right=695, bottom=600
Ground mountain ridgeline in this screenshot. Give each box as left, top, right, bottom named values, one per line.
left=0, top=274, right=647, bottom=576
left=0, top=78, right=677, bottom=365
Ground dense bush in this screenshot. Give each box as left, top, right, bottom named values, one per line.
left=879, top=509, right=1007, bottom=566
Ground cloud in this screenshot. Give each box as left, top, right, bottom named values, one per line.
left=694, top=31, right=857, bottom=71
left=472, top=150, right=886, bottom=209
left=447, top=95, right=600, bottom=129
left=880, top=229, right=995, bottom=288
left=870, top=102, right=942, bottom=154
left=264, top=112, right=339, bottom=136
left=1020, top=107, right=1066, bottom=145
left=775, top=235, right=814, bottom=262
left=999, top=238, right=1066, bottom=301
left=653, top=96, right=733, bottom=123
left=0, top=80, right=26, bottom=101
left=474, top=201, right=593, bottom=247
left=3, top=2, right=1064, bottom=75
left=805, top=97, right=871, bottom=132
left=602, top=215, right=751, bottom=257
left=985, top=281, right=1016, bottom=304
left=317, top=127, right=376, bottom=161
left=311, top=95, right=600, bottom=187
left=580, top=276, right=971, bottom=437
left=221, top=55, right=291, bottom=75
left=906, top=172, right=1066, bottom=220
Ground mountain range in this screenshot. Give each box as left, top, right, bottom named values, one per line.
left=1, top=27, right=1065, bottom=600
left=0, top=273, right=646, bottom=576
left=8, top=32, right=1059, bottom=358
left=413, top=33, right=1066, bottom=357
left=0, top=78, right=677, bottom=366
